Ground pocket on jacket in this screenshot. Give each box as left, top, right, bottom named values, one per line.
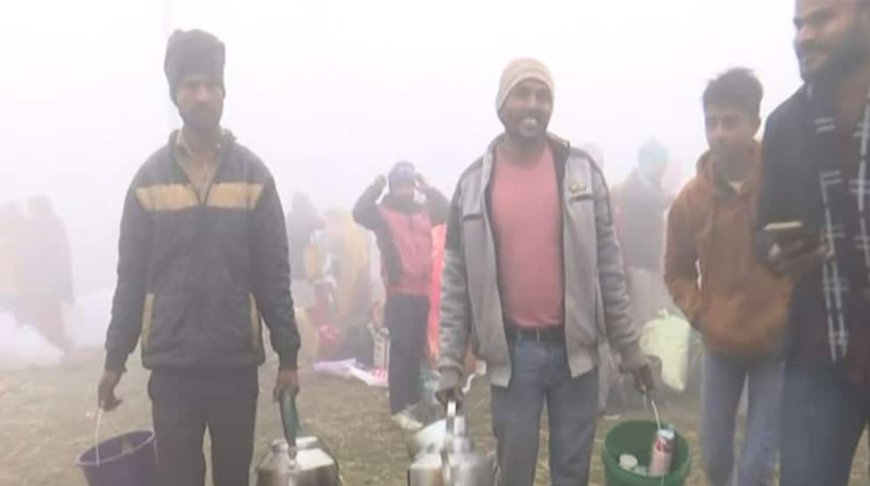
left=214, top=290, right=258, bottom=355
left=567, top=191, right=594, bottom=204
left=146, top=292, right=190, bottom=355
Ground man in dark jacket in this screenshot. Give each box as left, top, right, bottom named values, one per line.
left=97, top=29, right=300, bottom=486
left=285, top=192, right=324, bottom=309
left=757, top=0, right=870, bottom=484
left=353, top=161, right=448, bottom=430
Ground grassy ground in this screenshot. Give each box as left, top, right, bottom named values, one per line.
left=0, top=350, right=867, bottom=485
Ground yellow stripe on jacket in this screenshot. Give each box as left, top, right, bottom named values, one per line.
left=207, top=183, right=264, bottom=210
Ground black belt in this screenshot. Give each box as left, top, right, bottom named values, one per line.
left=505, top=325, right=565, bottom=343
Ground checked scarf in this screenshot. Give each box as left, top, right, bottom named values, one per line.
left=813, top=84, right=870, bottom=363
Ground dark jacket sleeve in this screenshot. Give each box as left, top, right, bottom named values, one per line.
left=252, top=177, right=301, bottom=370
left=756, top=92, right=818, bottom=263
left=352, top=181, right=385, bottom=231
left=757, top=114, right=790, bottom=260
left=104, top=184, right=153, bottom=371
left=425, top=186, right=450, bottom=226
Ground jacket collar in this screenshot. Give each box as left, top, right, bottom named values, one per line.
left=480, top=133, right=572, bottom=188
left=694, top=141, right=762, bottom=199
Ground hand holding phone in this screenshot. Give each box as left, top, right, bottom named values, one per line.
left=764, top=221, right=828, bottom=279
left=764, top=221, right=809, bottom=244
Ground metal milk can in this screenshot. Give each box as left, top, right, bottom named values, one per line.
left=408, top=400, right=495, bottom=486
left=255, top=391, right=340, bottom=486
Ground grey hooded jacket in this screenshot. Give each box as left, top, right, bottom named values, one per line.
left=437, top=135, right=647, bottom=389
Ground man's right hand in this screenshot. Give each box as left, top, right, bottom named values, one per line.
left=97, top=370, right=123, bottom=411
left=767, top=236, right=830, bottom=280
left=374, top=175, right=387, bottom=191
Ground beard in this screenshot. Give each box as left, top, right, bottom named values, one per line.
left=803, top=24, right=869, bottom=83
left=180, top=105, right=222, bottom=132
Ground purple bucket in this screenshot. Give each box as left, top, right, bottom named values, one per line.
left=76, top=430, right=156, bottom=486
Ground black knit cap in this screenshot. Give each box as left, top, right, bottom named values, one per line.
left=164, top=29, right=225, bottom=103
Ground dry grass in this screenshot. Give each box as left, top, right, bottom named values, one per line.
left=0, top=350, right=867, bottom=485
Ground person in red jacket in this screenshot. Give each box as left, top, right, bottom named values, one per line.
left=353, top=162, right=449, bottom=430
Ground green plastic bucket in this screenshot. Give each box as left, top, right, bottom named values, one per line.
left=601, top=420, right=692, bottom=486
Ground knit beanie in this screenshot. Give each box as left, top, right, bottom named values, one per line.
left=164, top=29, right=226, bottom=103
left=495, top=57, right=555, bottom=112
left=388, top=161, right=417, bottom=189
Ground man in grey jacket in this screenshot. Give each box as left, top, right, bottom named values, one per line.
left=437, top=58, right=653, bottom=486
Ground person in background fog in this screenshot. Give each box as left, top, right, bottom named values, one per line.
left=437, top=58, right=653, bottom=486
left=0, top=204, right=25, bottom=316
left=97, top=29, right=300, bottom=486
left=286, top=192, right=324, bottom=309
left=579, top=143, right=605, bottom=169
left=15, top=196, right=74, bottom=351
left=758, top=0, right=870, bottom=483
left=353, top=161, right=449, bottom=430
left=322, top=208, right=373, bottom=330
left=665, top=68, right=790, bottom=486
left=614, top=140, right=673, bottom=328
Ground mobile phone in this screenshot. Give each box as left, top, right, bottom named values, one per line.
left=763, top=221, right=806, bottom=243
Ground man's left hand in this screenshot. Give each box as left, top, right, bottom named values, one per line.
left=273, top=369, right=300, bottom=400
left=631, top=365, right=655, bottom=394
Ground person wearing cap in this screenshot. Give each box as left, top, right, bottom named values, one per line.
left=436, top=58, right=653, bottom=485
left=613, top=140, right=675, bottom=329
left=353, top=161, right=449, bottom=430
left=96, top=29, right=300, bottom=486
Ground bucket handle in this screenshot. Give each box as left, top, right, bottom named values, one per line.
left=643, top=393, right=663, bottom=431
left=643, top=393, right=667, bottom=486
left=93, top=408, right=104, bottom=467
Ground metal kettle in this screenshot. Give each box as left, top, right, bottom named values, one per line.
left=255, top=392, right=340, bottom=486
left=408, top=400, right=495, bottom=486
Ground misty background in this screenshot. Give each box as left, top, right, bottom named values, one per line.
left=0, top=0, right=801, bottom=295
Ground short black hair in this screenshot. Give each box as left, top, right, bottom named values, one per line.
left=703, top=68, right=763, bottom=118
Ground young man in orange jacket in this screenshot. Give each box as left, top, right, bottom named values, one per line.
left=665, top=68, right=791, bottom=486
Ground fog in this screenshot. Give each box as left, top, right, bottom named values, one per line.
left=1, top=0, right=800, bottom=294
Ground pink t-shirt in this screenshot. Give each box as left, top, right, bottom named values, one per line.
left=491, top=144, right=565, bottom=328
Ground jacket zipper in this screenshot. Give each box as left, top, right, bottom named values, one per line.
left=175, top=137, right=227, bottom=329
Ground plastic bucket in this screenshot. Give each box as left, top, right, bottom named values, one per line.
left=76, top=430, right=156, bottom=486
left=601, top=420, right=691, bottom=486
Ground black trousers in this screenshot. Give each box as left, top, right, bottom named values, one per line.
left=385, top=293, right=430, bottom=414
left=148, top=368, right=259, bottom=486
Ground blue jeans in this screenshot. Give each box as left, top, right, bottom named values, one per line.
left=490, top=338, right=599, bottom=486
left=701, top=352, right=782, bottom=486
left=780, top=360, right=870, bottom=486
